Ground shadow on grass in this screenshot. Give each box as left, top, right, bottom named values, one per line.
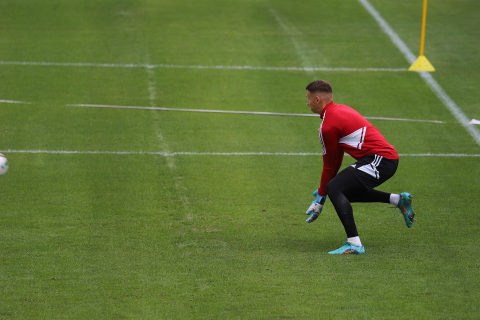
left=235, top=231, right=340, bottom=254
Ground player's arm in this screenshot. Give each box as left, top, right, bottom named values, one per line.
left=306, top=124, right=342, bottom=223
left=317, top=147, right=343, bottom=196
left=317, top=125, right=343, bottom=197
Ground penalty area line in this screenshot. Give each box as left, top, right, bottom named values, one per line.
left=1, top=150, right=479, bottom=157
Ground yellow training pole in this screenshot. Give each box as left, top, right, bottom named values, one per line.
left=409, top=0, right=435, bottom=71
left=420, top=0, right=427, bottom=56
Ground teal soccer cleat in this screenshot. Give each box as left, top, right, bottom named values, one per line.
left=328, top=242, right=365, bottom=255
left=397, top=192, right=416, bottom=228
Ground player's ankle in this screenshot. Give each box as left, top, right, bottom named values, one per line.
left=389, top=193, right=400, bottom=206
left=347, top=236, right=362, bottom=247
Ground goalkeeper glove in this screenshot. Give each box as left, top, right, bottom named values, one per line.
left=306, top=190, right=326, bottom=223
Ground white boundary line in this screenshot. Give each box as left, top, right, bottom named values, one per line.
left=1, top=150, right=479, bottom=157
left=0, top=61, right=407, bottom=72
left=69, top=103, right=445, bottom=123
left=358, top=0, right=480, bottom=147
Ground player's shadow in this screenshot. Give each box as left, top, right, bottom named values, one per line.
left=244, top=232, right=339, bottom=253
left=277, top=237, right=338, bottom=253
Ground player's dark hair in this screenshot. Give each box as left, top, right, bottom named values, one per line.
left=306, top=80, right=333, bottom=93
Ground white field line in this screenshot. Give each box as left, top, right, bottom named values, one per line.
left=419, top=72, right=480, bottom=143
left=69, top=103, right=444, bottom=123
left=0, top=60, right=406, bottom=72
left=0, top=99, right=31, bottom=104
left=358, top=0, right=480, bottom=147
left=1, top=150, right=479, bottom=157
left=0, top=99, right=445, bottom=123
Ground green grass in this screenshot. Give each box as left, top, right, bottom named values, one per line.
left=1, top=0, right=480, bottom=319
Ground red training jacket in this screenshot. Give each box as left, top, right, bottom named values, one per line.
left=317, top=101, right=398, bottom=196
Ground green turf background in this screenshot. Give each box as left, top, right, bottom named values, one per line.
left=1, top=0, right=479, bottom=319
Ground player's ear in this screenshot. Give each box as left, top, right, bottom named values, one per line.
left=315, top=94, right=322, bottom=104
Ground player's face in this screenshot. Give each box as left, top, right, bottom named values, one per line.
left=306, top=91, right=322, bottom=114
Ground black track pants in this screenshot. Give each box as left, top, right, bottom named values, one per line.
left=325, top=169, right=391, bottom=238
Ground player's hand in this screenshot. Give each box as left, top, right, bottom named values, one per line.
left=306, top=190, right=326, bottom=223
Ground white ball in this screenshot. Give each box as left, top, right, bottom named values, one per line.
left=0, top=153, right=8, bottom=176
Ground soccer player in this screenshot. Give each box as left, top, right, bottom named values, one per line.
left=304, top=80, right=416, bottom=255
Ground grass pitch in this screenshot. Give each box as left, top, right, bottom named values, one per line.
left=1, top=0, right=480, bottom=319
